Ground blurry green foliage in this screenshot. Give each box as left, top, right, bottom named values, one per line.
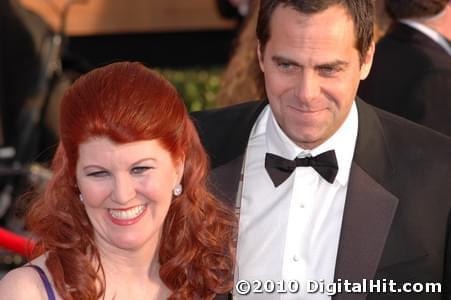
left=158, top=67, right=223, bottom=112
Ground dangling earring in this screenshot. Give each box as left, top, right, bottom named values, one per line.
left=173, top=183, right=183, bottom=196
left=79, top=193, right=84, bottom=202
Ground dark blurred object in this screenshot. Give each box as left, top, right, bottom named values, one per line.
left=0, top=0, right=40, bottom=147
left=0, top=0, right=87, bottom=228
left=6, top=0, right=90, bottom=165
left=0, top=0, right=42, bottom=228
left=68, top=30, right=235, bottom=69
left=216, top=0, right=253, bottom=20
left=358, top=0, right=451, bottom=136
left=217, top=0, right=241, bottom=19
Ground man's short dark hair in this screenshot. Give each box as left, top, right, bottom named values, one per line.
left=385, top=0, right=448, bottom=20
left=256, top=0, right=374, bottom=62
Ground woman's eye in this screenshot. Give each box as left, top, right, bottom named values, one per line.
left=87, top=171, right=109, bottom=177
left=131, top=166, right=151, bottom=175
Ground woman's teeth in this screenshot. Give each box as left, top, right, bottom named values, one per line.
left=108, top=205, right=146, bottom=220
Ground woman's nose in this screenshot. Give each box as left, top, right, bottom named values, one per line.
left=112, top=174, right=136, bottom=204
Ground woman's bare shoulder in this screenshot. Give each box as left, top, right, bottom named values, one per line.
left=0, top=256, right=48, bottom=299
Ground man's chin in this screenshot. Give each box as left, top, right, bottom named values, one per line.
left=289, top=132, right=326, bottom=150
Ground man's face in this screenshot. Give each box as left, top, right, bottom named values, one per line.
left=258, top=4, right=374, bottom=149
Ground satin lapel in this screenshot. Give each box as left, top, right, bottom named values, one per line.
left=210, top=154, right=245, bottom=207
left=333, top=100, right=399, bottom=300
left=333, top=163, right=398, bottom=300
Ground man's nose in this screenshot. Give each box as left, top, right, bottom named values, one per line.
left=294, top=71, right=320, bottom=103
left=112, top=174, right=136, bottom=204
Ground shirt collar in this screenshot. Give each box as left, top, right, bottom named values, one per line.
left=400, top=19, right=451, bottom=56
left=266, top=101, right=358, bottom=186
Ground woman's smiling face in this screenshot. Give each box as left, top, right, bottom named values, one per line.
left=75, top=137, right=183, bottom=252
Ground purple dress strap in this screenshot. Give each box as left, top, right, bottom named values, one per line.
left=27, top=265, right=57, bottom=300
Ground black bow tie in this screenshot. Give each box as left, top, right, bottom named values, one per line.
left=265, top=150, right=338, bottom=187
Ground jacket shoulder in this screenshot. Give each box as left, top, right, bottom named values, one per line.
left=374, top=106, right=451, bottom=159
left=191, top=100, right=262, bottom=124
left=190, top=100, right=266, bottom=166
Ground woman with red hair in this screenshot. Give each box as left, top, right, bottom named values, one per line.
left=0, top=62, right=236, bottom=299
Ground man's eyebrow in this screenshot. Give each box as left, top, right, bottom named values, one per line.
left=271, top=55, right=301, bottom=66
left=316, top=60, right=349, bottom=68
left=271, top=56, right=349, bottom=69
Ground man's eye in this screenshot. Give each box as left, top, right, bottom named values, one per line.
left=131, top=166, right=151, bottom=175
left=278, top=62, right=294, bottom=70
left=319, top=66, right=340, bottom=76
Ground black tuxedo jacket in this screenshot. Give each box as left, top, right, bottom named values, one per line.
left=358, top=23, right=451, bottom=136
left=192, top=99, right=451, bottom=299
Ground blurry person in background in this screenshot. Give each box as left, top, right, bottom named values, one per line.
left=216, top=0, right=266, bottom=107
left=359, top=0, right=451, bottom=136
left=373, top=0, right=391, bottom=40
left=0, top=62, right=235, bottom=299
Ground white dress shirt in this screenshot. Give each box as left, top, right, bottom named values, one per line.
left=235, top=102, right=358, bottom=299
left=401, top=19, right=451, bottom=56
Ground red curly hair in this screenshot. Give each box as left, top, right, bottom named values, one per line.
left=26, top=62, right=236, bottom=299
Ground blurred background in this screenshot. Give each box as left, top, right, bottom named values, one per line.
left=18, top=0, right=240, bottom=110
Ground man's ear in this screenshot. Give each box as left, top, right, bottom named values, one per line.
left=360, top=41, right=375, bottom=80
left=257, top=40, right=265, bottom=73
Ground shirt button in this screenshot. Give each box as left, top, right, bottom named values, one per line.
left=293, top=255, right=300, bottom=262
left=300, top=203, right=305, bottom=208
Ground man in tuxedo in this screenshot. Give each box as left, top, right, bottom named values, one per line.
left=192, top=0, right=451, bottom=299
left=358, top=0, right=451, bottom=136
